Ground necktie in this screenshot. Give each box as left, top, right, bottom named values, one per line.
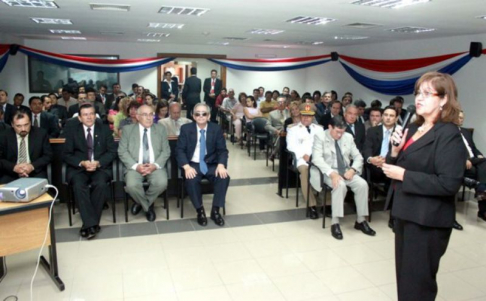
left=306, top=126, right=311, bottom=134
left=335, top=140, right=346, bottom=176
left=349, top=124, right=355, bottom=135
left=18, top=137, right=27, bottom=163
left=33, top=115, right=39, bottom=127
left=142, top=128, right=150, bottom=164
left=210, top=79, right=215, bottom=94
left=380, top=129, right=390, bottom=157
left=87, top=128, right=93, bottom=160
left=199, top=129, right=208, bottom=175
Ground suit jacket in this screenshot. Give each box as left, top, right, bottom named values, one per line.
left=315, top=102, right=330, bottom=121
left=158, top=117, right=192, bottom=136
left=460, top=127, right=482, bottom=158
left=96, top=94, right=112, bottom=112
left=310, top=130, right=363, bottom=192
left=265, top=109, right=290, bottom=133
left=176, top=122, right=228, bottom=168
left=34, top=111, right=60, bottom=138
left=161, top=80, right=179, bottom=100
left=2, top=103, right=15, bottom=125
left=62, top=120, right=117, bottom=182
left=182, top=76, right=202, bottom=104
left=0, top=126, right=53, bottom=179
left=318, top=113, right=339, bottom=130
left=345, top=121, right=366, bottom=152
left=48, top=104, right=68, bottom=126
left=118, top=123, right=170, bottom=171
left=203, top=78, right=222, bottom=101
left=0, top=123, right=11, bottom=133
left=385, top=123, right=466, bottom=228
left=363, top=125, right=393, bottom=161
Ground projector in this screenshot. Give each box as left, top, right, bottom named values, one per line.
left=0, top=178, right=48, bottom=203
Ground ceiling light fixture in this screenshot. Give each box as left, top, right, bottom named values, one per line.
left=50, top=29, right=81, bottom=34
left=90, top=3, right=130, bottom=11
left=388, top=26, right=435, bottom=33
left=144, top=32, right=170, bottom=38
left=334, top=35, right=369, bottom=40
left=158, top=5, right=209, bottom=16
left=61, top=36, right=86, bottom=40
left=344, top=22, right=382, bottom=29
left=297, top=41, right=324, bottom=45
left=2, top=0, right=58, bottom=8
left=100, top=31, right=124, bottom=35
left=286, top=16, right=336, bottom=25
left=351, top=0, right=430, bottom=9
left=248, top=29, right=284, bottom=35
left=476, top=15, right=486, bottom=20
left=31, top=17, right=72, bottom=24
left=207, top=41, right=229, bottom=46
left=137, top=39, right=160, bottom=42
left=223, top=37, right=248, bottom=41
left=148, top=22, right=184, bottom=29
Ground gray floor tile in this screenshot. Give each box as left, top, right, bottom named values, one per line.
left=55, top=227, right=81, bottom=243
left=119, top=222, right=158, bottom=237
left=96, top=225, right=120, bottom=239
left=230, top=177, right=278, bottom=187
left=225, top=213, right=263, bottom=227
left=156, top=219, right=195, bottom=234
left=280, top=209, right=308, bottom=221
left=255, top=210, right=295, bottom=224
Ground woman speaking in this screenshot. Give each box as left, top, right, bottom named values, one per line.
left=382, top=71, right=467, bottom=301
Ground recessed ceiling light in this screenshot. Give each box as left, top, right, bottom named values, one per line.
left=147, top=22, right=184, bottom=29
left=351, top=0, right=430, bottom=9
left=334, top=35, right=369, bottom=40
left=158, top=6, right=209, bottom=16
left=61, top=36, right=86, bottom=40
left=31, top=17, right=72, bottom=24
left=286, top=16, right=336, bottom=25
left=144, top=32, right=170, bottom=38
left=223, top=37, right=248, bottom=41
left=90, top=3, right=130, bottom=11
left=248, top=29, right=284, bottom=35
left=297, top=41, right=324, bottom=45
left=50, top=29, right=81, bottom=34
left=388, top=26, right=435, bottom=33
left=345, top=22, right=382, bottom=29
left=476, top=15, right=486, bottom=20
left=2, top=0, right=58, bottom=8
left=138, top=39, right=160, bottom=42
left=207, top=41, right=229, bottom=46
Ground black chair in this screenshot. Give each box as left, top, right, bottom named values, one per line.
left=61, top=161, right=117, bottom=227
left=249, top=117, right=273, bottom=162
left=364, top=165, right=387, bottom=222
left=285, top=150, right=300, bottom=207
left=307, top=161, right=332, bottom=229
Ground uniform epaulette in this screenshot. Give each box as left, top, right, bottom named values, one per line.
left=287, top=123, right=297, bottom=129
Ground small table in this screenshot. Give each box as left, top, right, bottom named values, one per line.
left=0, top=193, right=65, bottom=291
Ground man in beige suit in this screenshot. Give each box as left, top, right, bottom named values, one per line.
left=118, top=105, right=170, bottom=221
left=264, top=96, right=289, bottom=135
left=158, top=102, right=192, bottom=136
left=310, top=115, right=375, bottom=240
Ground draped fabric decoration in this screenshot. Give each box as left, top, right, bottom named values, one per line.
left=339, top=52, right=472, bottom=95
left=18, top=46, right=175, bottom=73
left=0, top=45, right=10, bottom=73
left=208, top=54, right=332, bottom=71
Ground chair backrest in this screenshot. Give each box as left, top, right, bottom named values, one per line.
left=252, top=117, right=268, bottom=133
left=47, top=163, right=52, bottom=184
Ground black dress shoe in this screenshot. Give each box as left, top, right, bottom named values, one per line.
left=452, top=220, right=463, bottom=231
left=388, top=218, right=395, bottom=229
left=331, top=224, right=343, bottom=240
left=354, top=221, right=376, bottom=236
left=196, top=207, right=208, bottom=226
left=309, top=206, right=318, bottom=219
left=210, top=210, right=225, bottom=226
left=93, top=225, right=101, bottom=233
left=80, top=228, right=89, bottom=238
left=87, top=227, right=96, bottom=240
left=131, top=203, right=142, bottom=215
left=146, top=208, right=156, bottom=222
left=478, top=211, right=486, bottom=222
left=464, top=177, right=480, bottom=189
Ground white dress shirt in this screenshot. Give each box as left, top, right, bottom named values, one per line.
left=132, top=124, right=156, bottom=170
left=191, top=125, right=208, bottom=163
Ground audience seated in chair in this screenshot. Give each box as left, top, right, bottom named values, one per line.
left=0, top=89, right=15, bottom=125
left=62, top=103, right=117, bottom=239
left=29, top=96, right=60, bottom=138
left=0, top=108, right=11, bottom=132
left=318, top=100, right=342, bottom=129
left=344, top=104, right=366, bottom=153
left=364, top=107, right=383, bottom=132
left=118, top=105, right=171, bottom=222
left=176, top=103, right=230, bottom=227
left=158, top=102, right=192, bottom=136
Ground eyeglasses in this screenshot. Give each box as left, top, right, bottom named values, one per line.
left=194, top=112, right=208, bottom=117
left=138, top=113, right=154, bottom=118
left=414, top=90, right=442, bottom=98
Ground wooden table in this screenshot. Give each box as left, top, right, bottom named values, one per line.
left=0, top=193, right=65, bottom=291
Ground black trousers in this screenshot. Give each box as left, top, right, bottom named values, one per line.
left=395, top=218, right=452, bottom=301
left=205, top=96, right=218, bottom=123
left=186, top=101, right=198, bottom=120
left=185, top=162, right=230, bottom=210
left=71, top=171, right=110, bottom=228
left=465, top=160, right=486, bottom=183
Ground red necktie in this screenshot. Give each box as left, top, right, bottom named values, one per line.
left=210, top=79, right=215, bottom=94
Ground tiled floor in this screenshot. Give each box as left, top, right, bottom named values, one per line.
left=1, top=142, right=486, bottom=301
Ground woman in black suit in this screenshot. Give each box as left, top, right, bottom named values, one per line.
left=382, top=72, right=466, bottom=301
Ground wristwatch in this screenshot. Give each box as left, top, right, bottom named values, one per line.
left=366, top=157, right=372, bottom=164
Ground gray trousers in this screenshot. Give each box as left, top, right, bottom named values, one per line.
left=323, top=174, right=369, bottom=218
left=125, top=169, right=168, bottom=212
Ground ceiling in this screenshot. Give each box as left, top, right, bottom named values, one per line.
left=0, top=0, right=485, bottom=49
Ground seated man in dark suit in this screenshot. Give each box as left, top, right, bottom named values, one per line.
left=63, top=104, right=117, bottom=239
left=344, top=104, right=366, bottom=153
left=0, top=108, right=11, bottom=132
left=176, top=103, right=230, bottom=226
left=13, top=93, right=31, bottom=115
left=319, top=100, right=342, bottom=129
left=0, top=89, right=15, bottom=125
left=0, top=111, right=52, bottom=184
left=29, top=96, right=60, bottom=138
left=45, top=93, right=68, bottom=127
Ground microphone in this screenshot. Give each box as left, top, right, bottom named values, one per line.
left=392, top=104, right=416, bottom=147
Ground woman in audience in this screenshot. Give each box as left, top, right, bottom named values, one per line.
left=230, top=92, right=246, bottom=145
left=290, top=90, right=300, bottom=102
left=144, top=93, right=156, bottom=108
left=108, top=95, right=124, bottom=131
left=117, top=99, right=140, bottom=137
left=313, top=90, right=321, bottom=103
left=154, top=99, right=169, bottom=123
left=284, top=101, right=301, bottom=132
left=243, top=95, right=262, bottom=122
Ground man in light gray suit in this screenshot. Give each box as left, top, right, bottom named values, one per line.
left=118, top=105, right=170, bottom=222
left=158, top=102, right=192, bottom=136
left=310, top=115, right=376, bottom=240
left=264, top=96, right=289, bottom=135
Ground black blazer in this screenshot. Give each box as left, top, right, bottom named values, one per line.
left=176, top=122, right=228, bottom=168
left=96, top=94, right=113, bottom=112
left=48, top=104, right=68, bottom=126
left=385, top=122, right=467, bottom=228
left=0, top=126, right=53, bottom=179
left=203, top=78, right=222, bottom=99
left=460, top=127, right=482, bottom=158
left=161, top=80, right=179, bottom=100
left=318, top=113, right=338, bottom=130
left=62, top=120, right=117, bottom=183
left=346, top=122, right=366, bottom=152
left=0, top=123, right=10, bottom=132
left=3, top=103, right=15, bottom=125
left=363, top=125, right=393, bottom=160
left=36, top=111, right=60, bottom=138
left=182, top=76, right=201, bottom=105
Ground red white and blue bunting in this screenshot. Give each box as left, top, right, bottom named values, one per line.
left=208, top=54, right=332, bottom=71
left=0, top=45, right=10, bottom=74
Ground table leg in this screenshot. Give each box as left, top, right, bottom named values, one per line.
left=0, top=256, right=6, bottom=283
left=39, top=208, right=65, bottom=291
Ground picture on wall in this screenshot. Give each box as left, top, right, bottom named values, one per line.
left=28, top=54, right=120, bottom=93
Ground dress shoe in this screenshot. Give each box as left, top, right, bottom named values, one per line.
left=146, top=208, right=156, bottom=222
left=309, top=206, right=318, bottom=219
left=131, top=203, right=142, bottom=215
left=452, top=220, right=463, bottom=231
left=80, top=227, right=89, bottom=238
left=464, top=177, right=480, bottom=189
left=354, top=221, right=376, bottom=236
left=331, top=224, right=343, bottom=240
left=103, top=202, right=110, bottom=210
left=388, top=218, right=395, bottom=230
left=87, top=227, right=96, bottom=240
left=196, top=207, right=208, bottom=226
left=93, top=225, right=101, bottom=233
left=210, top=209, right=225, bottom=226
left=478, top=211, right=486, bottom=222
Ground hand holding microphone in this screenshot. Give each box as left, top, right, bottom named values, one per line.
left=390, top=125, right=409, bottom=158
